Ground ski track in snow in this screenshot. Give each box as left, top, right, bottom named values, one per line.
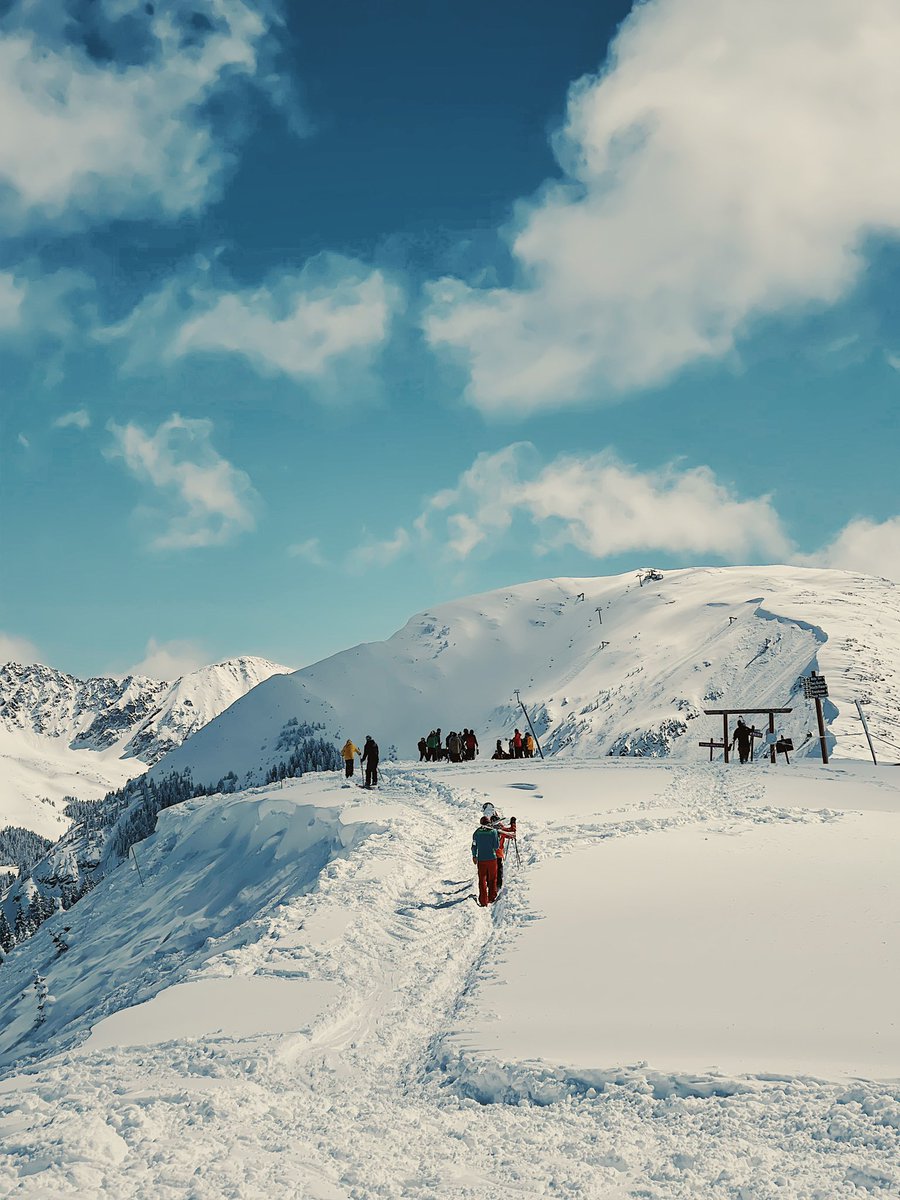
left=1, top=764, right=899, bottom=1199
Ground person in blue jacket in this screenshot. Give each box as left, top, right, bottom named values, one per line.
left=471, top=816, right=500, bottom=907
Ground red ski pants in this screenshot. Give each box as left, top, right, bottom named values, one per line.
left=476, top=859, right=498, bottom=907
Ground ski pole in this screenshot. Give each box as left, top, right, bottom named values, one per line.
left=513, top=835, right=521, bottom=868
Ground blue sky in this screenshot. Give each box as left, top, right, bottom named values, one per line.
left=1, top=0, right=899, bottom=680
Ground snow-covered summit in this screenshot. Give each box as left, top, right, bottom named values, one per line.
left=154, top=565, right=900, bottom=790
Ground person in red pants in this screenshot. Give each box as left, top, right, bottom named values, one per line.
left=471, top=816, right=500, bottom=907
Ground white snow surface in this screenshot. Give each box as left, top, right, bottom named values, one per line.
left=1, top=758, right=899, bottom=1198
left=0, top=656, right=292, bottom=834
left=152, top=566, right=900, bottom=792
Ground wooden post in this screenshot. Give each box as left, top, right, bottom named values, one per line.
left=856, top=700, right=877, bottom=766
left=723, top=714, right=729, bottom=764
left=815, top=697, right=829, bottom=764
left=768, top=711, right=776, bottom=764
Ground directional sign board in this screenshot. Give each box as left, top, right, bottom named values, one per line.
left=803, top=675, right=828, bottom=699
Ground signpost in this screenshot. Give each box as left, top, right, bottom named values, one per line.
left=803, top=673, right=829, bottom=764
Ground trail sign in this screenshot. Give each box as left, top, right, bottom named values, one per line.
left=803, top=675, right=828, bottom=699
left=803, top=674, right=830, bottom=763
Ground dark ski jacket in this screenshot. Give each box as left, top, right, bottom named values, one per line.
left=472, top=825, right=500, bottom=862
left=362, top=738, right=379, bottom=765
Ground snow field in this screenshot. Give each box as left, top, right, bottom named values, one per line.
left=0, top=761, right=898, bottom=1198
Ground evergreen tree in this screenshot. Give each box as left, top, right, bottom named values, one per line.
left=0, top=910, right=13, bottom=954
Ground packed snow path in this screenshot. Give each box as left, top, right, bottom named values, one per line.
left=1, top=761, right=899, bottom=1198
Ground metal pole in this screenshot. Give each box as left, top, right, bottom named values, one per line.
left=855, top=700, right=877, bottom=766
left=722, top=714, right=729, bottom=764
left=815, top=697, right=829, bottom=764
left=515, top=690, right=545, bottom=760
left=769, top=711, right=776, bottom=764
left=130, top=845, right=145, bottom=887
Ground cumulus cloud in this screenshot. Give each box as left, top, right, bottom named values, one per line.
left=102, top=254, right=402, bottom=387
left=804, top=515, right=900, bottom=583
left=424, top=0, right=900, bottom=414
left=53, top=408, right=91, bottom=431
left=0, top=631, right=43, bottom=666
left=106, top=414, right=259, bottom=550
left=127, top=637, right=210, bottom=680
left=374, top=443, right=792, bottom=566
left=0, top=0, right=295, bottom=228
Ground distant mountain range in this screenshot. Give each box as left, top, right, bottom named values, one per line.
left=152, top=566, right=900, bottom=791
left=0, top=657, right=292, bottom=836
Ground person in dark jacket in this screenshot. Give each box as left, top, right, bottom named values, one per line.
left=731, top=718, right=753, bottom=764
left=361, top=735, right=379, bottom=787
left=472, top=816, right=500, bottom=907
left=417, top=737, right=427, bottom=761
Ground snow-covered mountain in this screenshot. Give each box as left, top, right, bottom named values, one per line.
left=153, top=566, right=900, bottom=790
left=0, top=657, right=292, bottom=836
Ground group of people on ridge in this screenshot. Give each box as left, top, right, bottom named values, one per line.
left=471, top=803, right=516, bottom=907
left=418, top=728, right=479, bottom=762
left=341, top=736, right=380, bottom=787
left=491, top=728, right=535, bottom=759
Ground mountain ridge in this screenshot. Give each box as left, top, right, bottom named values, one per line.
left=0, top=655, right=293, bottom=836
left=151, top=565, right=900, bottom=790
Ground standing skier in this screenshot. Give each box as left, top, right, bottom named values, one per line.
left=471, top=816, right=500, bottom=907
left=341, top=738, right=360, bottom=779
left=361, top=735, right=380, bottom=788
left=731, top=718, right=753, bottom=765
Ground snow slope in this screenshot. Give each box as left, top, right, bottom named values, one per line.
left=0, top=657, right=292, bottom=835
left=1, top=759, right=898, bottom=1198
left=154, top=566, right=900, bottom=791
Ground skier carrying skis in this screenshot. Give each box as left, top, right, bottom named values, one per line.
left=472, top=816, right=500, bottom=907
left=341, top=738, right=360, bottom=779
left=361, top=735, right=379, bottom=787
left=490, top=813, right=516, bottom=891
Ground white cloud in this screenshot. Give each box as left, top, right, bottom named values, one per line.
left=376, top=443, right=792, bottom=566
left=0, top=631, right=43, bottom=665
left=287, top=538, right=325, bottom=566
left=106, top=414, right=259, bottom=550
left=102, top=255, right=402, bottom=386
left=0, top=265, right=96, bottom=343
left=885, top=352, right=900, bottom=372
left=352, top=527, right=412, bottom=571
left=804, top=515, right=900, bottom=583
left=16, top=433, right=29, bottom=449
left=127, top=637, right=210, bottom=680
left=53, top=408, right=91, bottom=431
left=424, top=0, right=900, bottom=414
left=0, top=1, right=293, bottom=228
left=0, top=271, right=25, bottom=329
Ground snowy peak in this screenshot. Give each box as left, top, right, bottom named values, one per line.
left=120, top=656, right=293, bottom=763
left=0, top=663, right=168, bottom=751
left=0, top=656, right=292, bottom=766
left=153, top=565, right=900, bottom=789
